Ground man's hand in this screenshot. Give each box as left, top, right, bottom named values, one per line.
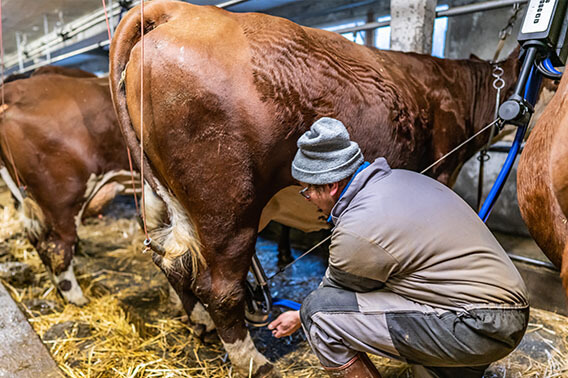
left=268, top=310, right=301, bottom=338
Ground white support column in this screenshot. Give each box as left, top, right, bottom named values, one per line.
left=390, top=0, right=437, bottom=54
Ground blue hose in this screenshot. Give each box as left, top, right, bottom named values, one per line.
left=543, top=57, right=563, bottom=75
left=273, top=298, right=301, bottom=311
left=478, top=65, right=542, bottom=222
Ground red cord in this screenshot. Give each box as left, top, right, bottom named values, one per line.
left=140, top=1, right=149, bottom=240
left=102, top=0, right=144, bottom=222
left=101, top=0, right=112, bottom=41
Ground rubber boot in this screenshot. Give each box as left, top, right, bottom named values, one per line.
left=324, top=353, right=382, bottom=378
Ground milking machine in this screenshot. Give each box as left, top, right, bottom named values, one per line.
left=245, top=0, right=568, bottom=327
left=479, top=0, right=567, bottom=221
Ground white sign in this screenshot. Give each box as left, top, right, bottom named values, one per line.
left=521, top=0, right=558, bottom=34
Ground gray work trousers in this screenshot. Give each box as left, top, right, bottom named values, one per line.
left=299, top=286, right=529, bottom=378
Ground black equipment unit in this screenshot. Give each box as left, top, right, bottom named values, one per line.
left=518, top=0, right=568, bottom=65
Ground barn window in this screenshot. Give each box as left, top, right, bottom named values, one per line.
left=375, top=16, right=391, bottom=50
left=432, top=4, right=449, bottom=58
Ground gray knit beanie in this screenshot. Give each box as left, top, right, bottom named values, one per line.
left=291, top=117, right=364, bottom=185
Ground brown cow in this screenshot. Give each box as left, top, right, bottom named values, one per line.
left=518, top=64, right=568, bottom=298
left=0, top=67, right=139, bottom=305
left=109, top=1, right=522, bottom=376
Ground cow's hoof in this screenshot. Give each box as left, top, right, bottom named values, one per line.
left=253, top=363, right=282, bottom=378
left=192, top=323, right=219, bottom=344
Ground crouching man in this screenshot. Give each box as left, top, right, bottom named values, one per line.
left=268, top=117, right=529, bottom=378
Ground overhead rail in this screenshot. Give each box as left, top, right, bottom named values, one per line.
left=4, top=0, right=251, bottom=74
left=5, top=1, right=136, bottom=70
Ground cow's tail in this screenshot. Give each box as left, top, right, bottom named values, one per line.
left=109, top=0, right=205, bottom=275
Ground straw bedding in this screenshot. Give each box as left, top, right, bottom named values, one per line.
left=0, top=186, right=566, bottom=377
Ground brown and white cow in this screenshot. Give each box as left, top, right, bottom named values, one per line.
left=0, top=67, right=139, bottom=305
left=109, top=1, right=522, bottom=376
left=518, top=63, right=568, bottom=299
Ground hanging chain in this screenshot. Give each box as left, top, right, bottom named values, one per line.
left=499, top=3, right=523, bottom=42
left=480, top=65, right=505, bottom=156
left=476, top=64, right=506, bottom=210
left=492, top=3, right=523, bottom=62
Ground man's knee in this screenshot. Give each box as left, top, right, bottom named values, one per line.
left=300, top=286, right=358, bottom=331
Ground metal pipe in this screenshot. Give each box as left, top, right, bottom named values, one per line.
left=18, top=40, right=110, bottom=74
left=507, top=253, right=559, bottom=271
left=513, top=47, right=538, bottom=97
left=21, top=0, right=249, bottom=61
left=8, top=0, right=525, bottom=73
left=9, top=0, right=252, bottom=74
left=216, top=0, right=251, bottom=8
left=334, top=20, right=390, bottom=34
left=437, top=0, right=527, bottom=17
left=333, top=0, right=527, bottom=35
left=43, top=15, right=51, bottom=62
left=10, top=1, right=129, bottom=65
left=15, top=32, right=24, bottom=71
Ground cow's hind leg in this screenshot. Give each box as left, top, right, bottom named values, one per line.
left=154, top=234, right=279, bottom=377
left=202, top=230, right=279, bottom=378
left=22, top=198, right=88, bottom=305
left=155, top=256, right=217, bottom=342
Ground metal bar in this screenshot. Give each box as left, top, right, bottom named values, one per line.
left=7, top=0, right=526, bottom=73
left=43, top=15, right=51, bottom=62
left=6, top=1, right=129, bottom=67
left=8, top=0, right=252, bottom=74
left=21, top=0, right=249, bottom=61
left=18, top=40, right=110, bottom=74
left=15, top=32, right=23, bottom=71
left=216, top=0, right=251, bottom=8
left=507, top=253, right=559, bottom=271
left=334, top=20, right=390, bottom=34
left=437, top=0, right=527, bottom=17
left=333, top=0, right=527, bottom=35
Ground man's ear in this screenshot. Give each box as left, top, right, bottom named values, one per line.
left=329, top=182, right=340, bottom=197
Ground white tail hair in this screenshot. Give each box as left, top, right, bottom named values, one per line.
left=145, top=181, right=205, bottom=276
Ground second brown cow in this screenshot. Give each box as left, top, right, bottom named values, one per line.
left=0, top=67, right=139, bottom=305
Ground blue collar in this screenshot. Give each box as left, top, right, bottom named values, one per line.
left=327, top=161, right=370, bottom=224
